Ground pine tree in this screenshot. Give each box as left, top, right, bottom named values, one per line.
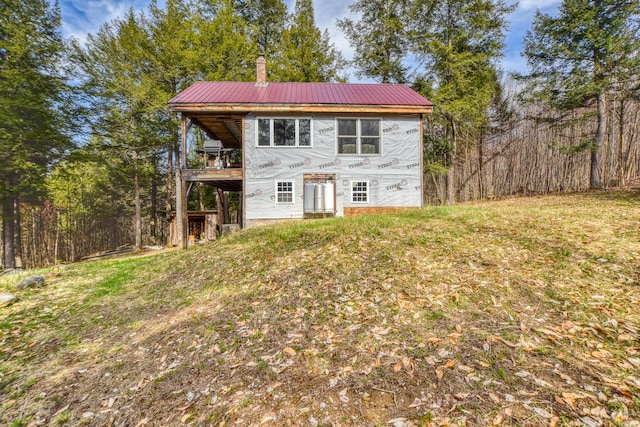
left=274, top=0, right=346, bottom=82
left=410, top=0, right=514, bottom=204
left=145, top=0, right=201, bottom=242
left=236, top=0, right=288, bottom=58
left=0, top=0, right=72, bottom=268
left=196, top=0, right=258, bottom=81
left=337, top=0, right=411, bottom=83
left=75, top=10, right=157, bottom=249
left=520, top=0, right=640, bottom=189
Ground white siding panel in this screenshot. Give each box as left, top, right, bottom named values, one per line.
left=245, top=114, right=422, bottom=221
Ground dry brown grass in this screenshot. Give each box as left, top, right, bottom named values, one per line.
left=1, top=190, right=639, bottom=426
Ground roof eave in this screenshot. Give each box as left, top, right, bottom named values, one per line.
left=168, top=103, right=433, bottom=115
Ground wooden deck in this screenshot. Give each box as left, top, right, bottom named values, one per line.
left=182, top=168, right=242, bottom=182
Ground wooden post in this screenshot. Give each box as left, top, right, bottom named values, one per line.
left=419, top=114, right=424, bottom=208
left=176, top=114, right=191, bottom=249
left=241, top=117, right=246, bottom=229
left=216, top=187, right=224, bottom=228
left=176, top=160, right=184, bottom=248
left=223, top=191, right=229, bottom=224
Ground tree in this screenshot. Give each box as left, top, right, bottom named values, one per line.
left=410, top=0, right=514, bottom=204
left=144, top=0, right=201, bottom=242
left=0, top=0, right=72, bottom=268
left=337, top=0, right=411, bottom=83
left=274, top=0, right=346, bottom=82
left=196, top=0, right=258, bottom=81
left=75, top=10, right=157, bottom=250
left=520, top=0, right=640, bottom=188
left=236, top=0, right=288, bottom=58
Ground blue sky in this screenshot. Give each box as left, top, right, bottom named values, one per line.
left=58, top=0, right=562, bottom=81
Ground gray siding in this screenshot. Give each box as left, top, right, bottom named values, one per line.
left=245, top=114, right=422, bottom=221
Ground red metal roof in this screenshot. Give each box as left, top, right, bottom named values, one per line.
left=169, top=82, right=432, bottom=108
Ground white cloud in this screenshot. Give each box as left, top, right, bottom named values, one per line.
left=518, top=0, right=561, bottom=12
left=59, top=0, right=153, bottom=44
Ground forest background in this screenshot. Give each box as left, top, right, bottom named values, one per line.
left=1, top=0, right=639, bottom=269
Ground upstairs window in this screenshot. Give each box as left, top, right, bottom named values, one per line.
left=257, top=118, right=312, bottom=147
left=337, top=118, right=381, bottom=155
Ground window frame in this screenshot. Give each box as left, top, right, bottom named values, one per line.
left=275, top=180, right=295, bottom=204
left=256, top=117, right=313, bottom=148
left=336, top=118, right=382, bottom=156
left=351, top=180, right=369, bottom=204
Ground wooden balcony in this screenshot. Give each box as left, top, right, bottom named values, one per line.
left=182, top=168, right=242, bottom=181
left=182, top=168, right=243, bottom=191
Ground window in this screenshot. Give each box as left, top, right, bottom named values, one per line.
left=337, top=118, right=381, bottom=155
left=351, top=181, right=369, bottom=203
left=257, top=118, right=312, bottom=147
left=276, top=180, right=294, bottom=204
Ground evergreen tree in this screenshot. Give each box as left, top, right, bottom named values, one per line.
left=196, top=0, right=258, bottom=81
left=236, top=0, right=288, bottom=58
left=144, top=0, right=200, bottom=241
left=274, top=0, right=346, bottom=82
left=520, top=0, right=640, bottom=188
left=337, top=0, right=411, bottom=83
left=0, top=0, right=72, bottom=268
left=75, top=10, right=157, bottom=249
left=410, top=0, right=514, bottom=204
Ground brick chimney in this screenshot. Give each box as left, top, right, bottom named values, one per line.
left=256, top=55, right=267, bottom=87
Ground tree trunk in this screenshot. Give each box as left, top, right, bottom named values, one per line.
left=2, top=172, right=15, bottom=269
left=477, top=133, right=484, bottom=199
left=618, top=99, right=626, bottom=186
left=447, top=118, right=457, bottom=205
left=199, top=183, right=205, bottom=211
left=14, top=196, right=23, bottom=269
left=54, top=213, right=60, bottom=265
left=133, top=148, right=142, bottom=249
left=591, top=92, right=605, bottom=189
left=166, top=142, right=174, bottom=246
left=150, top=156, right=158, bottom=245
left=3, top=203, right=15, bottom=270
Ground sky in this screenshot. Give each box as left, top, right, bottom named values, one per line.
left=58, top=0, right=562, bottom=82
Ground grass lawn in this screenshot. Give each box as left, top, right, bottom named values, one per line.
left=1, top=191, right=639, bottom=426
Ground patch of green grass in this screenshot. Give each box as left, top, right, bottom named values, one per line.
left=426, top=310, right=446, bottom=321
left=494, top=368, right=508, bottom=382
left=0, top=372, right=19, bottom=391
left=86, top=262, right=138, bottom=299
left=0, top=320, right=12, bottom=330
left=54, top=410, right=72, bottom=425
left=535, top=346, right=552, bottom=356
left=11, top=417, right=29, bottom=427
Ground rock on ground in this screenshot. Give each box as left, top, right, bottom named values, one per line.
left=16, top=275, right=45, bottom=290
left=1, top=268, right=23, bottom=276
left=0, top=292, right=17, bottom=306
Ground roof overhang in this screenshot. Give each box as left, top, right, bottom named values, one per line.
left=169, top=103, right=433, bottom=115
left=170, top=103, right=433, bottom=149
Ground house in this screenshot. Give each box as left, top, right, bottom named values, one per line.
left=168, top=56, right=432, bottom=248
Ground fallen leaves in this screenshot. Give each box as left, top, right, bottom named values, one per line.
left=282, top=347, right=296, bottom=357
left=435, top=359, right=455, bottom=380
left=2, top=192, right=640, bottom=426
left=591, top=349, right=613, bottom=359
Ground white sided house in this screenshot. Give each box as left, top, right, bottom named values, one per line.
left=168, top=57, right=432, bottom=247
